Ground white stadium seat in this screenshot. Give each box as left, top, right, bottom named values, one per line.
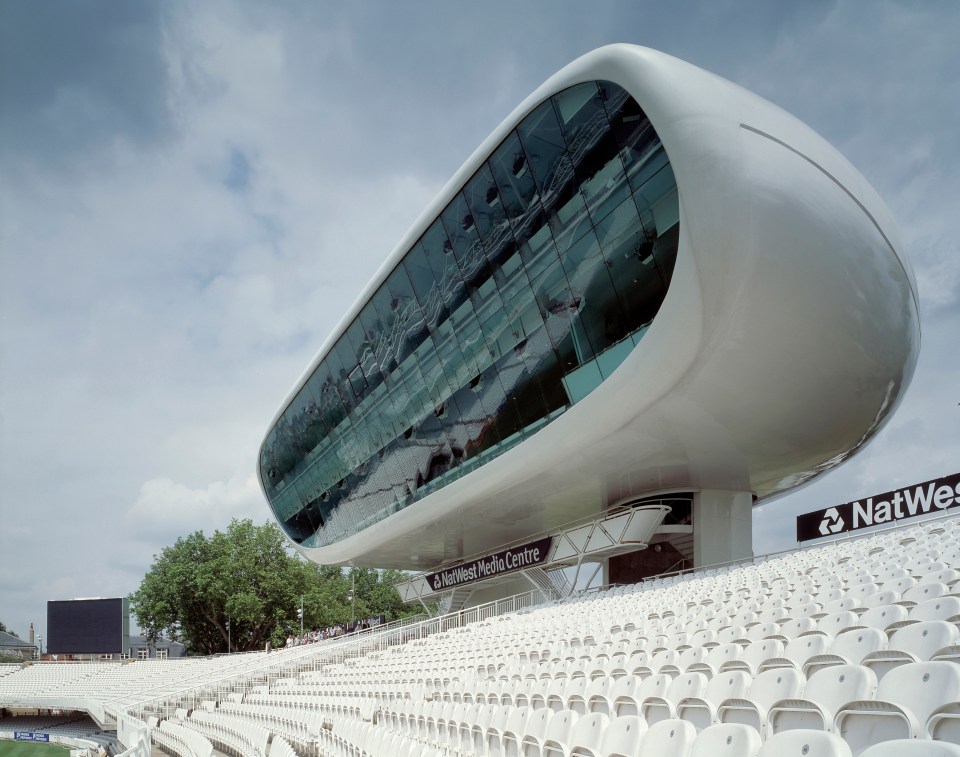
left=637, top=718, right=697, bottom=757
left=689, top=722, right=761, bottom=757
left=767, top=664, right=877, bottom=736
left=758, top=729, right=853, bottom=757
left=834, top=661, right=960, bottom=754
left=858, top=740, right=960, bottom=757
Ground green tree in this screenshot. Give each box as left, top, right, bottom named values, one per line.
left=130, top=519, right=419, bottom=655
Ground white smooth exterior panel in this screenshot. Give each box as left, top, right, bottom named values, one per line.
left=264, top=45, right=919, bottom=569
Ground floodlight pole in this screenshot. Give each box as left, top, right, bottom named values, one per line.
left=227, top=616, right=231, bottom=654
left=300, top=596, right=304, bottom=638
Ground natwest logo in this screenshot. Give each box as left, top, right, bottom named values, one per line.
left=797, top=471, right=960, bottom=542
left=818, top=507, right=844, bottom=536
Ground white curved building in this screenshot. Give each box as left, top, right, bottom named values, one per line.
left=259, top=45, right=919, bottom=585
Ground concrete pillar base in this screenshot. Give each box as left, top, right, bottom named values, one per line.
left=693, top=490, right=754, bottom=567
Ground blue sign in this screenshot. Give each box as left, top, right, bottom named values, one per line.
left=14, top=731, right=51, bottom=742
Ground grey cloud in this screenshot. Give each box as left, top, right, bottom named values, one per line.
left=1, top=1, right=958, bottom=641
left=0, top=1, right=174, bottom=171
left=224, top=147, right=252, bottom=192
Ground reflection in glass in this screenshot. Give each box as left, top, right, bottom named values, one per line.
left=260, top=81, right=681, bottom=546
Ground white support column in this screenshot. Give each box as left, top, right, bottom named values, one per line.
left=693, top=490, right=754, bottom=567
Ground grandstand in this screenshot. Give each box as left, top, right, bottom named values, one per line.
left=0, top=511, right=958, bottom=755
left=2, top=42, right=949, bottom=757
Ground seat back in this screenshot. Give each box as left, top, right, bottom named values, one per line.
left=741, top=639, right=784, bottom=671
left=858, top=604, right=908, bottom=630
left=889, top=620, right=958, bottom=661
left=635, top=673, right=670, bottom=701
left=716, top=625, right=747, bottom=644
left=757, top=729, right=852, bottom=757
left=829, top=627, right=888, bottom=664
left=804, top=664, right=877, bottom=715
left=637, top=719, right=697, bottom=757
left=902, top=581, right=948, bottom=603
left=780, top=617, right=817, bottom=639
left=542, top=708, right=578, bottom=751
left=748, top=667, right=806, bottom=711
left=522, top=708, right=553, bottom=744
left=706, top=643, right=743, bottom=670
left=746, top=622, right=781, bottom=641
left=858, top=740, right=960, bottom=757
left=786, top=634, right=830, bottom=667
left=861, top=590, right=900, bottom=608
left=599, top=715, right=647, bottom=757
left=500, top=707, right=530, bottom=756
left=566, top=712, right=609, bottom=755
left=689, top=723, right=761, bottom=757
left=876, top=660, right=960, bottom=724
left=817, top=611, right=858, bottom=637
left=666, top=672, right=708, bottom=703
left=704, top=669, right=752, bottom=705
left=909, top=595, right=960, bottom=622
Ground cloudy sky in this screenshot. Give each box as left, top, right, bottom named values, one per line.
left=1, top=1, right=957, bottom=641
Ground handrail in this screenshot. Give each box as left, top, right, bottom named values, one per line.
left=116, top=586, right=552, bottom=726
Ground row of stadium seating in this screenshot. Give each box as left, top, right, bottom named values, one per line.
left=0, top=513, right=956, bottom=756
left=150, top=515, right=958, bottom=756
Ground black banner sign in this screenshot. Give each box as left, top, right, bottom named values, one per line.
left=796, top=471, right=960, bottom=542
left=426, top=537, right=553, bottom=591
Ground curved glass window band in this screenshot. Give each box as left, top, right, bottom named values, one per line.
left=260, top=81, right=680, bottom=547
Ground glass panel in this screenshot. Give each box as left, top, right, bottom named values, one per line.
left=518, top=215, right=559, bottom=283
left=559, top=227, right=619, bottom=355
left=532, top=257, right=583, bottom=372
left=311, top=363, right=346, bottom=434
left=559, top=83, right=632, bottom=224
left=384, top=264, right=426, bottom=362
left=518, top=99, right=567, bottom=196
left=489, top=130, right=539, bottom=229
left=331, top=339, right=358, bottom=414
left=597, top=195, right=666, bottom=335
left=404, top=242, right=438, bottom=305
left=441, top=193, right=482, bottom=278
left=493, top=243, right=529, bottom=304
left=421, top=217, right=467, bottom=321
left=478, top=305, right=510, bottom=364
left=358, top=302, right=385, bottom=386
left=464, top=163, right=505, bottom=248
left=600, top=82, right=663, bottom=194
left=345, top=319, right=372, bottom=402
left=554, top=82, right=602, bottom=144
left=561, top=359, right=604, bottom=404
left=451, top=298, right=486, bottom=377
left=369, top=284, right=399, bottom=374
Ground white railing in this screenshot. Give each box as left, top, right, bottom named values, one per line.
left=117, top=586, right=554, bottom=730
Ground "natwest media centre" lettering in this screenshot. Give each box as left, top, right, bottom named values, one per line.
left=427, top=537, right=552, bottom=591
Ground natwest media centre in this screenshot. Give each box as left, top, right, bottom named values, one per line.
left=258, top=45, right=919, bottom=608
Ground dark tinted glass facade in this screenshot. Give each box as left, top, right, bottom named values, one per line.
left=260, top=81, right=680, bottom=547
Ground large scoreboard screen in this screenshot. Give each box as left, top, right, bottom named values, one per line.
left=47, top=597, right=129, bottom=655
